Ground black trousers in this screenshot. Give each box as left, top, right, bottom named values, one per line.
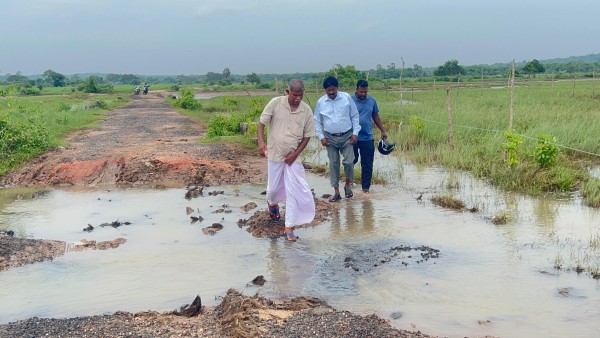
left=353, top=140, right=375, bottom=190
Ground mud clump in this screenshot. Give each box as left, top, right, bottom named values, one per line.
left=240, top=199, right=339, bottom=239
left=70, top=238, right=127, bottom=251
left=0, top=236, right=66, bottom=272
left=343, top=244, right=441, bottom=272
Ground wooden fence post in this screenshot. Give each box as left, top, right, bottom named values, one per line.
left=446, top=87, right=454, bottom=149
left=509, top=59, right=515, bottom=131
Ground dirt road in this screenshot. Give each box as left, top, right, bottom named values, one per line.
left=0, top=92, right=265, bottom=188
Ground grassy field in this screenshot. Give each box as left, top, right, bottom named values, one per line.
left=171, top=78, right=600, bottom=206
left=0, top=92, right=130, bottom=174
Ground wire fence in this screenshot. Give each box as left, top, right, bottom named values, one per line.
left=386, top=111, right=600, bottom=159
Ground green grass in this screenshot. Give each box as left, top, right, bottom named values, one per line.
left=366, top=79, right=600, bottom=204
left=0, top=93, right=129, bottom=173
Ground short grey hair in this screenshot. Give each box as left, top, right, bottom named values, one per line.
left=288, top=79, right=305, bottom=91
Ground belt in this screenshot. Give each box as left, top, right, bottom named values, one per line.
left=327, top=129, right=352, bottom=137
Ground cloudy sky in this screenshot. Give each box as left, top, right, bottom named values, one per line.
left=1, top=0, right=598, bottom=76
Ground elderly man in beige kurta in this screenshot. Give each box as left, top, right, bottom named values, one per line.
left=257, top=79, right=316, bottom=242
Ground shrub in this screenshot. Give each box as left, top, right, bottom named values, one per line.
left=19, top=86, right=41, bottom=96
left=534, top=133, right=559, bottom=168
left=173, top=88, right=200, bottom=110
left=0, top=114, right=49, bottom=169
left=409, top=115, right=425, bottom=137
left=78, top=76, right=99, bottom=93
left=222, top=97, right=240, bottom=108
left=502, top=130, right=524, bottom=167
left=206, top=113, right=243, bottom=137
left=58, top=102, right=71, bottom=112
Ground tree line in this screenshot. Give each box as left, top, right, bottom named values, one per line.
left=2, top=54, right=600, bottom=95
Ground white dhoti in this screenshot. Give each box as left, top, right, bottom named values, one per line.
left=266, top=161, right=315, bottom=227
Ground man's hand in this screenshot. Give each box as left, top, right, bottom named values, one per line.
left=349, top=135, right=358, bottom=145
left=258, top=143, right=267, bottom=157
left=320, top=138, right=330, bottom=146
left=381, top=132, right=388, bottom=140
left=284, top=151, right=298, bottom=165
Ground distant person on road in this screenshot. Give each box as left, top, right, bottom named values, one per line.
left=314, top=76, right=361, bottom=202
left=258, top=79, right=316, bottom=242
left=352, top=79, right=388, bottom=193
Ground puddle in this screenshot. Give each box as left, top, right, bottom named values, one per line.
left=1, top=147, right=600, bottom=337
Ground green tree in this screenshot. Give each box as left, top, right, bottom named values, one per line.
left=246, top=72, right=261, bottom=84
left=223, top=68, right=231, bottom=80
left=78, top=76, right=99, bottom=93
left=433, top=60, right=466, bottom=77
left=6, top=72, right=30, bottom=84
left=206, top=72, right=223, bottom=84
left=42, top=69, right=66, bottom=87
left=324, top=65, right=366, bottom=89
left=522, top=59, right=545, bottom=78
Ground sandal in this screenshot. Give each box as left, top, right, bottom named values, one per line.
left=284, top=231, right=299, bottom=242
left=329, top=194, right=342, bottom=202
left=344, top=186, right=353, bottom=198
left=268, top=203, right=280, bottom=221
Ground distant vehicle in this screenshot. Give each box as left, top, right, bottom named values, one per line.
left=134, top=86, right=141, bottom=95
left=143, top=84, right=149, bottom=95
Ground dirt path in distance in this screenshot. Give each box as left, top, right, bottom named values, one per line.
left=0, top=92, right=266, bottom=188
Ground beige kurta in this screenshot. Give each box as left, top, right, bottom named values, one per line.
left=259, top=96, right=315, bottom=163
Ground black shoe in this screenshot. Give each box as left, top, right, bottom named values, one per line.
left=344, top=186, right=353, bottom=198
left=329, top=194, right=342, bottom=202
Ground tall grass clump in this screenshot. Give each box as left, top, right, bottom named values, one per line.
left=582, top=178, right=600, bottom=207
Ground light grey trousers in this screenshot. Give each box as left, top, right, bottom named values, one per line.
left=325, top=130, right=355, bottom=188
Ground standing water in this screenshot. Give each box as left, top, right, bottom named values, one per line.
left=1, top=153, right=600, bottom=338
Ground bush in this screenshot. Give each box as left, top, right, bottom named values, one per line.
left=58, top=102, right=71, bottom=112
left=207, top=113, right=244, bottom=137
left=78, top=76, right=99, bottom=93
left=0, top=114, right=49, bottom=169
left=19, top=86, right=41, bottom=96
left=172, top=88, right=200, bottom=110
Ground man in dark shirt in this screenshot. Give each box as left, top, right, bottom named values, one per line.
left=352, top=80, right=388, bottom=193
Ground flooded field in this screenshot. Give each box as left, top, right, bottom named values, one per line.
left=1, top=151, right=600, bottom=338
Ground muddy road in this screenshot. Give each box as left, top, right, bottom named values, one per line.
left=0, top=92, right=265, bottom=188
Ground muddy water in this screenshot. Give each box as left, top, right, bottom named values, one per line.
left=1, top=153, right=600, bottom=337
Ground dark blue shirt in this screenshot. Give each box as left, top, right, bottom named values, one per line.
left=352, top=93, right=379, bottom=141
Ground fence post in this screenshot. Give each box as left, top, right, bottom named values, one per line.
left=446, top=87, right=454, bottom=149
left=509, top=59, right=515, bottom=131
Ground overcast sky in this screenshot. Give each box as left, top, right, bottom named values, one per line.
left=1, top=0, right=598, bottom=76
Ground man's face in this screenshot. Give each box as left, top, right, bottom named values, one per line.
left=325, top=85, right=338, bottom=100
left=286, top=89, right=304, bottom=106
left=356, top=86, right=368, bottom=100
